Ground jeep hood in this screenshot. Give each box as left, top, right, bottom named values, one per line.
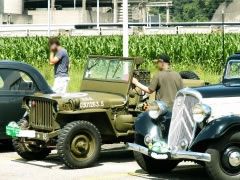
left=30, top=91, right=126, bottom=110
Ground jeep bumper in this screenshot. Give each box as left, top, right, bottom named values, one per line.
left=126, top=143, right=211, bottom=162
left=6, top=122, right=59, bottom=142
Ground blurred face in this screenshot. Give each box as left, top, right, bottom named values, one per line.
left=156, top=61, right=164, bottom=70
left=155, top=60, right=170, bottom=71
left=50, top=43, right=58, bottom=52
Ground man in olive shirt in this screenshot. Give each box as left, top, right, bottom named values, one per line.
left=132, top=54, right=183, bottom=108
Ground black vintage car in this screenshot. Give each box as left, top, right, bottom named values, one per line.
left=127, top=53, right=240, bottom=180
left=0, top=61, right=52, bottom=142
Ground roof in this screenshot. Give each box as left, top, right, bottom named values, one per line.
left=0, top=60, right=53, bottom=93
left=228, top=52, right=240, bottom=60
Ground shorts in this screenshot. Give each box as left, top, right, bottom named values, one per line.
left=52, top=76, right=70, bottom=94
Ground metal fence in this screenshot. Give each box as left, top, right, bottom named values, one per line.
left=1, top=23, right=240, bottom=37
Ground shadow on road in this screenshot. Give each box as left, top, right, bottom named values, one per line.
left=10, top=146, right=210, bottom=179
left=12, top=149, right=134, bottom=169
left=99, top=149, right=134, bottom=163
left=131, top=165, right=210, bottom=180
left=0, top=141, right=14, bottom=153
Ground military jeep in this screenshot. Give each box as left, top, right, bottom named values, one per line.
left=7, top=56, right=205, bottom=169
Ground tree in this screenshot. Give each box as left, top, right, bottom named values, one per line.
left=150, top=0, right=233, bottom=22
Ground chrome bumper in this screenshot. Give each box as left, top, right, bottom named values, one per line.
left=127, top=143, right=211, bottom=162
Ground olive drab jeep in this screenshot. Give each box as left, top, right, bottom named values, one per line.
left=6, top=56, right=205, bottom=169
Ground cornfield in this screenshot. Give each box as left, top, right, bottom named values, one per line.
left=0, top=34, right=240, bottom=73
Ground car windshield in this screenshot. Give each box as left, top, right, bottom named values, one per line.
left=84, top=58, right=133, bottom=82
left=225, top=60, right=240, bottom=79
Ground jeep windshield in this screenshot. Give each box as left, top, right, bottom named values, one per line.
left=224, top=60, right=240, bottom=86
left=84, top=58, right=133, bottom=82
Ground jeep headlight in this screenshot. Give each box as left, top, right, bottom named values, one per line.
left=192, top=103, right=211, bottom=123
left=148, top=101, right=168, bottom=119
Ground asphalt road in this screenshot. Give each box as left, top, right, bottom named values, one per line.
left=0, top=143, right=210, bottom=180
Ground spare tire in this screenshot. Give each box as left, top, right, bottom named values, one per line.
left=179, top=71, right=200, bottom=80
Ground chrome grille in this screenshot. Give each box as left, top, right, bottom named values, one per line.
left=29, top=98, right=55, bottom=131
left=168, top=89, right=201, bottom=151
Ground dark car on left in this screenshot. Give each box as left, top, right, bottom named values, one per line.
left=0, top=61, right=53, bottom=144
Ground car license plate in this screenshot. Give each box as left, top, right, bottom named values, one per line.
left=17, top=130, right=36, bottom=138
left=151, top=152, right=169, bottom=159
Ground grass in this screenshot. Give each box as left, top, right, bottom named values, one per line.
left=39, top=65, right=84, bottom=92
left=173, top=64, right=221, bottom=84
left=37, top=64, right=221, bottom=92
left=1, top=34, right=239, bottom=74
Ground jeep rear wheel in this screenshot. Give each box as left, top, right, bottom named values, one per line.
left=134, top=152, right=179, bottom=174
left=13, top=119, right=51, bottom=160
left=205, top=131, right=240, bottom=180
left=57, top=121, right=101, bottom=169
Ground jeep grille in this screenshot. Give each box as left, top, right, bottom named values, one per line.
left=168, top=89, right=201, bottom=151
left=28, top=98, right=56, bottom=131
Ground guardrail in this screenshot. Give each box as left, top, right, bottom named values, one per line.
left=1, top=22, right=240, bottom=37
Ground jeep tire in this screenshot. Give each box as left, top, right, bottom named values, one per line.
left=134, top=152, right=178, bottom=174
left=179, top=71, right=200, bottom=80
left=13, top=119, right=51, bottom=160
left=57, top=121, right=101, bottom=169
left=205, top=131, right=240, bottom=180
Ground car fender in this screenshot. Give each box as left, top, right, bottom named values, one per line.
left=190, top=115, right=240, bottom=150
left=135, top=111, right=171, bottom=145
left=135, top=112, right=157, bottom=136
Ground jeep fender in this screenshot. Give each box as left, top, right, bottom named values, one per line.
left=190, top=115, right=240, bottom=150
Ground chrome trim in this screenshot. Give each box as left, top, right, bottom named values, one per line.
left=192, top=103, right=212, bottom=123
left=171, top=150, right=211, bottom=162
left=229, top=151, right=240, bottom=167
left=127, top=142, right=149, bottom=157
left=148, top=100, right=168, bottom=119
left=127, top=143, right=211, bottom=162
left=168, top=88, right=202, bottom=151
left=177, top=88, right=203, bottom=103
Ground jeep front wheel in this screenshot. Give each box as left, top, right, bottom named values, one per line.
left=205, top=132, right=240, bottom=180
left=57, top=121, right=101, bottom=169
left=13, top=119, right=51, bottom=160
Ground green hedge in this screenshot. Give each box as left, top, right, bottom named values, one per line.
left=0, top=34, right=239, bottom=73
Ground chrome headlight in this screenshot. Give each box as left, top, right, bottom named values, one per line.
left=148, top=101, right=168, bottom=119
left=192, top=103, right=211, bottom=123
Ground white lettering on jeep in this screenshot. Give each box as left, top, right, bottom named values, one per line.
left=80, top=101, right=104, bottom=109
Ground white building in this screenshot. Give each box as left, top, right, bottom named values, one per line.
left=0, top=0, right=32, bottom=24
left=0, top=0, right=148, bottom=24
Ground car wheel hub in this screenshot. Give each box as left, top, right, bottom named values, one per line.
left=221, top=146, right=240, bottom=174
left=229, top=151, right=240, bottom=167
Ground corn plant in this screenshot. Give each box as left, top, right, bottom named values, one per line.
left=0, top=34, right=240, bottom=73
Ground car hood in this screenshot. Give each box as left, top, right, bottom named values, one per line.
left=194, top=84, right=240, bottom=122
left=29, top=91, right=126, bottom=110
left=194, top=83, right=240, bottom=98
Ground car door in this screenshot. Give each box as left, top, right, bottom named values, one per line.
left=0, top=69, right=38, bottom=139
